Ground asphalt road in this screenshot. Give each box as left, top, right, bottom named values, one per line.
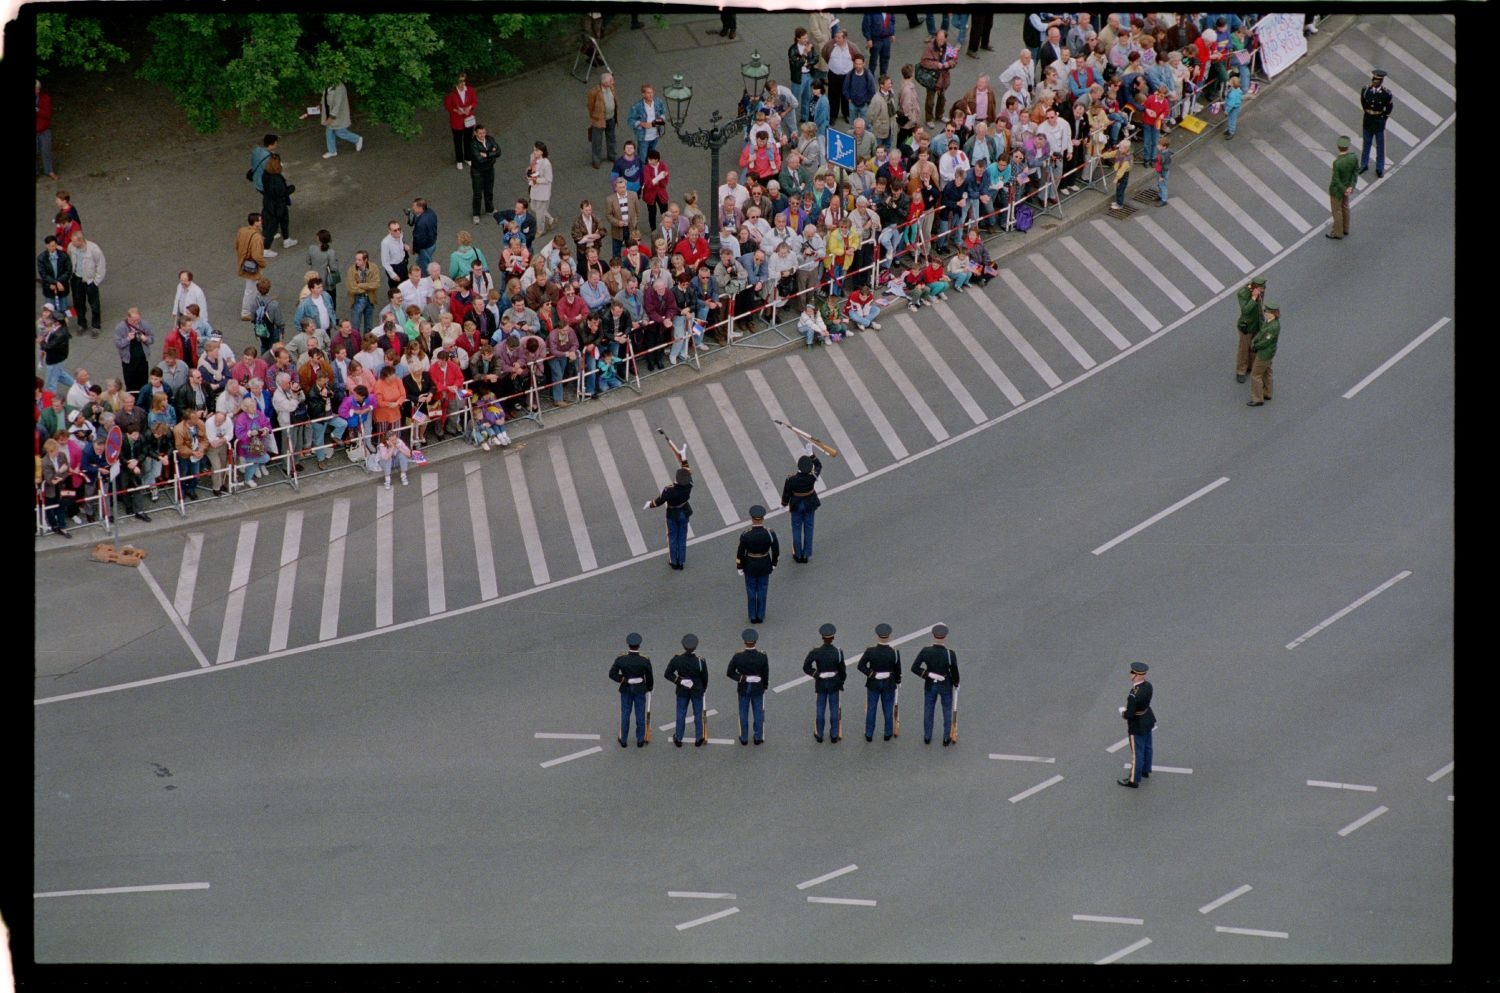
left=32, top=14, right=1454, bottom=969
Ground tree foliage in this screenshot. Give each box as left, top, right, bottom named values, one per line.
left=35, top=13, right=129, bottom=74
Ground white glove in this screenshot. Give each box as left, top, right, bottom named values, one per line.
left=802, top=442, right=815, bottom=458
left=737, top=568, right=744, bottom=576
left=643, top=501, right=653, bottom=510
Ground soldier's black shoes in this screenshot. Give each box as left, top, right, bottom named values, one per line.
left=814, top=734, right=823, bottom=743
left=1376, top=169, right=1383, bottom=178
left=754, top=739, right=763, bottom=745
left=1141, top=772, right=1149, bottom=777
left=669, top=562, right=683, bottom=570
left=741, top=738, right=749, bottom=745
left=924, top=738, right=932, bottom=744
left=619, top=737, right=628, bottom=748
left=866, top=735, right=874, bottom=742
left=1117, top=778, right=1138, bottom=788
left=831, top=736, right=841, bottom=743
left=695, top=737, right=706, bottom=747
left=884, top=735, right=893, bottom=741
left=942, top=739, right=951, bottom=747
left=637, top=740, right=648, bottom=747
left=1247, top=400, right=1264, bottom=407
left=674, top=738, right=683, bottom=747
left=1324, top=233, right=1342, bottom=239
left=1359, top=164, right=1369, bottom=174
left=1235, top=373, right=1247, bottom=383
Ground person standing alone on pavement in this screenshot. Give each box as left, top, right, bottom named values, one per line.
left=301, top=80, right=362, bottom=158
left=37, top=78, right=58, bottom=180
left=1327, top=135, right=1358, bottom=239
left=469, top=124, right=501, bottom=224
left=68, top=230, right=106, bottom=337
left=1359, top=68, right=1393, bottom=178
left=527, top=141, right=555, bottom=234
left=260, top=153, right=297, bottom=251
left=444, top=73, right=477, bottom=170
left=1117, top=661, right=1156, bottom=787
left=587, top=72, right=619, bottom=169
left=409, top=198, right=438, bottom=271
left=1246, top=302, right=1279, bottom=406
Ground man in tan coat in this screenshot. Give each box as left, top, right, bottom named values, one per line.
left=235, top=213, right=269, bottom=321
left=605, top=177, right=643, bottom=258
left=587, top=72, right=619, bottom=169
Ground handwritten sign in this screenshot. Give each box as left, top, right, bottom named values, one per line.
left=1254, top=13, right=1309, bottom=79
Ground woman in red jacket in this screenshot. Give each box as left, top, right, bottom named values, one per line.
left=641, top=149, right=671, bottom=233
left=443, top=72, right=478, bottom=170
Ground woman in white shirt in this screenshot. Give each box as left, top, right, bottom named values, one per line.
left=526, top=141, right=555, bottom=233
left=171, top=270, right=208, bottom=327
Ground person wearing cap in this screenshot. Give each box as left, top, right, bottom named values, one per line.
left=608, top=633, right=654, bottom=748
left=663, top=633, right=709, bottom=747
left=726, top=628, right=770, bottom=745
left=1234, top=276, right=1266, bottom=383
left=644, top=466, right=694, bottom=570
left=802, top=623, right=846, bottom=743
left=735, top=505, right=781, bottom=624
left=1327, top=135, right=1359, bottom=240
left=780, top=446, right=823, bottom=563
left=1246, top=302, right=1279, bottom=407
left=911, top=624, right=960, bottom=745
left=856, top=622, right=902, bottom=742
left=1359, top=69, right=1393, bottom=179
left=1117, top=662, right=1156, bottom=787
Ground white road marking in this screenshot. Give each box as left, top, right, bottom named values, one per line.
left=1330, top=44, right=1441, bottom=124
left=173, top=533, right=203, bottom=624
left=967, top=286, right=1063, bottom=387
left=797, top=864, right=858, bottom=890
left=1286, top=571, right=1412, bottom=649
left=999, top=270, right=1098, bottom=370
left=1211, top=150, right=1313, bottom=234
left=215, top=521, right=259, bottom=663
left=1088, top=222, right=1194, bottom=314
left=1306, top=781, right=1378, bottom=792
left=1394, top=13, right=1456, bottom=62
left=267, top=510, right=303, bottom=653
left=1169, top=201, right=1256, bottom=273
left=989, top=754, right=1056, bottom=763
left=1215, top=926, right=1288, bottom=939
left=745, top=368, right=832, bottom=489
left=586, top=425, right=649, bottom=557
left=1092, top=477, right=1229, bottom=556
left=1279, top=115, right=1397, bottom=168
left=505, top=453, right=550, bottom=586
left=1106, top=737, right=1129, bottom=753
left=1306, top=69, right=1422, bottom=145
left=539, top=746, right=603, bottom=769
left=1250, top=138, right=1330, bottom=211
left=1123, top=765, right=1192, bottom=774
left=668, top=891, right=736, bottom=900
left=136, top=563, right=211, bottom=669
left=706, top=737, right=736, bottom=745
left=1095, top=936, right=1152, bottom=964
left=1134, top=215, right=1224, bottom=292
left=705, top=381, right=780, bottom=508
left=1353, top=26, right=1456, bottom=100
left=1051, top=242, right=1157, bottom=337
left=898, top=315, right=987, bottom=424
left=463, top=463, right=501, bottom=600
left=374, top=484, right=394, bottom=627
left=548, top=437, right=598, bottom=572
left=807, top=897, right=877, bottom=906
left=787, top=354, right=869, bottom=476
left=534, top=733, right=602, bottom=740
left=930, top=300, right=1025, bottom=406
left=674, top=906, right=740, bottom=931
left=1343, top=317, right=1450, bottom=399
left=667, top=395, right=738, bottom=528
left=824, top=345, right=910, bottom=461
left=1426, top=761, right=1453, bottom=783
left=1008, top=774, right=1065, bottom=803
left=421, top=474, right=447, bottom=614
left=630, top=408, right=693, bottom=540
left=1180, top=166, right=1284, bottom=249
left=1198, top=884, right=1252, bottom=915
left=319, top=498, right=349, bottom=641
left=35, top=882, right=211, bottom=899
left=1073, top=915, right=1143, bottom=925
left=859, top=331, right=951, bottom=440
left=1337, top=805, right=1390, bottom=837
left=658, top=709, right=719, bottom=731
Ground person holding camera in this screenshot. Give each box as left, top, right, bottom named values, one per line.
left=627, top=83, right=668, bottom=157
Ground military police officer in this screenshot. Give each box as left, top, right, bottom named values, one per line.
left=780, top=446, right=823, bottom=563
left=1327, top=135, right=1359, bottom=239
left=1246, top=301, right=1279, bottom=406
left=735, top=505, right=781, bottom=624
left=608, top=632, right=654, bottom=747
left=856, top=622, right=901, bottom=742
left=1359, top=68, right=1393, bottom=178
left=911, top=624, right=960, bottom=746
left=803, top=622, right=846, bottom=742
left=664, top=633, right=710, bottom=747
left=1234, top=276, right=1266, bottom=383
left=1117, top=661, right=1157, bottom=788
left=726, top=628, right=770, bottom=745
left=644, top=466, right=693, bottom=569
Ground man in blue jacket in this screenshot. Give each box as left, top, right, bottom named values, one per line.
left=627, top=83, right=668, bottom=157
left=861, top=12, right=896, bottom=77
left=844, top=54, right=878, bottom=125
left=409, top=198, right=438, bottom=271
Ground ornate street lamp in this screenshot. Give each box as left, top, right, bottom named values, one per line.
left=665, top=70, right=754, bottom=251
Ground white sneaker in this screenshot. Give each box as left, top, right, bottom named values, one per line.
left=497, top=432, right=511, bottom=446
left=400, top=473, right=409, bottom=486
left=323, top=152, right=337, bottom=159
left=355, top=136, right=364, bottom=152
left=473, top=216, right=481, bottom=225
left=1306, top=23, right=1319, bottom=34
left=481, top=440, right=491, bottom=451
left=263, top=248, right=279, bottom=257
left=870, top=321, right=882, bottom=330
left=246, top=477, right=258, bottom=488
left=72, top=514, right=84, bottom=526
left=1109, top=203, right=1123, bottom=210
left=347, top=447, right=360, bottom=463
left=384, top=477, right=391, bottom=489
left=149, top=490, right=159, bottom=502
left=457, top=162, right=464, bottom=170
left=281, top=237, right=298, bottom=248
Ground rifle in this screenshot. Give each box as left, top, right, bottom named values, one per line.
left=773, top=419, right=839, bottom=459
left=893, top=685, right=901, bottom=738
left=656, top=428, right=690, bottom=468
left=645, top=690, right=652, bottom=743
left=949, top=685, right=959, bottom=744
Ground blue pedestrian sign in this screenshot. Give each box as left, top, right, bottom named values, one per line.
left=826, top=127, right=856, bottom=170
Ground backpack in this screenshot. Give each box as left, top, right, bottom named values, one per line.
left=253, top=301, right=271, bottom=340
left=1014, top=203, right=1034, bottom=232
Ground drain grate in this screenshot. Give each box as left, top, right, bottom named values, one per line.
left=1131, top=188, right=1160, bottom=204
left=1107, top=203, right=1139, bottom=219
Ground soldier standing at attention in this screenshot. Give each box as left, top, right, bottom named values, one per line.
left=727, top=628, right=770, bottom=745
left=1234, top=276, right=1266, bottom=384
left=1326, top=135, right=1359, bottom=240
left=735, top=505, right=781, bottom=624
left=857, top=622, right=901, bottom=742
left=1359, top=68, right=1393, bottom=179
left=781, top=446, right=823, bottom=563
left=1246, top=302, right=1280, bottom=407
left=644, top=466, right=693, bottom=569
left=664, top=633, right=709, bottom=747
left=1117, top=661, right=1157, bottom=787
left=911, top=624, right=960, bottom=746
left=802, top=623, right=846, bottom=743
left=608, top=632, right=654, bottom=748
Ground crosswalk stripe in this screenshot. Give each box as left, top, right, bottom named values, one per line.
left=505, top=452, right=551, bottom=586
left=1182, top=168, right=1283, bottom=254
left=267, top=510, right=303, bottom=653
left=1251, top=137, right=1329, bottom=209
left=1329, top=44, right=1442, bottom=124
left=1168, top=202, right=1255, bottom=274
left=929, top=300, right=1025, bottom=406
left=319, top=499, right=349, bottom=641
left=1289, top=79, right=1407, bottom=149
left=629, top=408, right=693, bottom=539
left=705, top=382, right=780, bottom=508
left=1051, top=241, right=1157, bottom=336
left=999, top=269, right=1097, bottom=370
left=586, top=425, right=649, bottom=557
left=894, top=313, right=986, bottom=424
left=1278, top=116, right=1396, bottom=169
left=1303, top=69, right=1422, bottom=146
left=1133, top=215, right=1223, bottom=292
left=786, top=354, right=869, bottom=476
left=1088, top=222, right=1194, bottom=314
left=743, top=368, right=832, bottom=489
left=547, top=437, right=598, bottom=573
left=215, top=521, right=259, bottom=663
left=966, top=286, right=1063, bottom=387
left=375, top=484, right=394, bottom=627
left=822, top=348, right=909, bottom=461
left=862, top=331, right=950, bottom=440
left=420, top=473, right=448, bottom=613
left=174, top=533, right=203, bottom=624
left=1354, top=25, right=1456, bottom=101
left=463, top=462, right=501, bottom=600
left=667, top=395, right=738, bottom=527
left=1394, top=13, right=1455, bottom=63
left=1211, top=150, right=1313, bottom=234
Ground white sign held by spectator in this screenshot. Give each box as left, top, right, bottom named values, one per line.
left=1254, top=13, right=1309, bottom=78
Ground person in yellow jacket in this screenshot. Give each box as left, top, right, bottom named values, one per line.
left=823, top=215, right=859, bottom=297
left=1101, top=129, right=1133, bottom=211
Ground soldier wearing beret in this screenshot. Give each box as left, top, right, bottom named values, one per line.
left=644, top=466, right=693, bottom=570
left=664, top=633, right=710, bottom=747
left=1117, top=661, right=1157, bottom=787
left=857, top=622, right=902, bottom=742
left=780, top=446, right=823, bottom=563
left=1327, top=135, right=1359, bottom=239
left=726, top=628, right=770, bottom=745
left=911, top=623, right=960, bottom=746
left=1359, top=68, right=1393, bottom=179
left=1234, top=276, right=1266, bottom=383
left=608, top=632, right=654, bottom=747
left=1246, top=301, right=1279, bottom=406
left=735, top=504, right=780, bottom=624
left=802, top=622, right=846, bottom=742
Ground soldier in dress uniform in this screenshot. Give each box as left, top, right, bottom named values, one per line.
left=1359, top=68, right=1393, bottom=179
left=802, top=622, right=846, bottom=743
left=608, top=631, right=654, bottom=747
left=1326, top=136, right=1359, bottom=240
left=726, top=627, right=770, bottom=745
left=911, top=623, right=960, bottom=746
left=780, top=445, right=823, bottom=563
left=856, top=622, right=901, bottom=742
left=1233, top=276, right=1266, bottom=384
left=1246, top=302, right=1279, bottom=407
left=735, top=504, right=780, bottom=624
left=663, top=633, right=710, bottom=747
left=644, top=466, right=693, bottom=569
left=1117, top=661, right=1157, bottom=787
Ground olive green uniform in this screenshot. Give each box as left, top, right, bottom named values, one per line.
left=1234, top=283, right=1264, bottom=378
left=1328, top=150, right=1359, bottom=238
left=1249, top=314, right=1279, bottom=403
